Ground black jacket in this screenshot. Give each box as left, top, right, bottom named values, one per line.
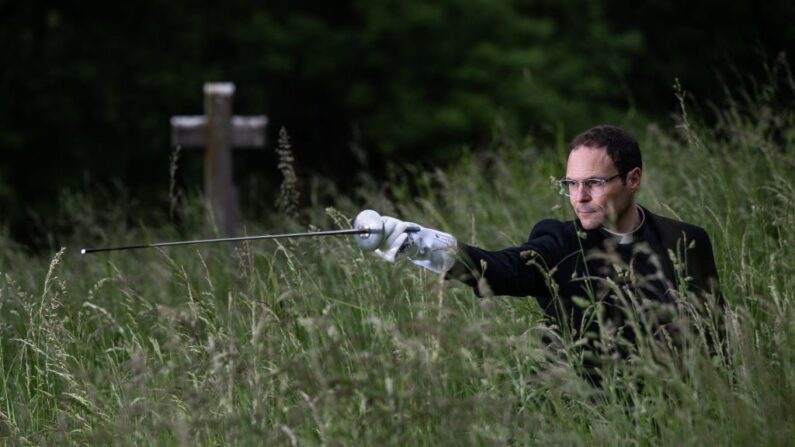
left=448, top=206, right=721, bottom=342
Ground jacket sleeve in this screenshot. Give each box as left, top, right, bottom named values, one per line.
left=446, top=219, right=570, bottom=297
left=682, top=225, right=726, bottom=359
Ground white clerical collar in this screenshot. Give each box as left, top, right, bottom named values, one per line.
left=600, top=205, right=645, bottom=244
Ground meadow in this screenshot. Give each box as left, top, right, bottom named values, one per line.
left=1, top=72, right=794, bottom=445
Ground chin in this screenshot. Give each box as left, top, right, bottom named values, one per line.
left=577, top=213, right=603, bottom=230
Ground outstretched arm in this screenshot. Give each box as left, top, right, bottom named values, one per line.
left=447, top=219, right=573, bottom=298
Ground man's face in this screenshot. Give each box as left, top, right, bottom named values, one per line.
left=565, top=145, right=639, bottom=230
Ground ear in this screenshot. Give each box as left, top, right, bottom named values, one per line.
left=626, top=167, right=642, bottom=192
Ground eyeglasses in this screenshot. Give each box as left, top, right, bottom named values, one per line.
left=558, top=174, right=621, bottom=197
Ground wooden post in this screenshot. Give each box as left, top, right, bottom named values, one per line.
left=204, top=83, right=237, bottom=237
left=170, top=82, right=267, bottom=237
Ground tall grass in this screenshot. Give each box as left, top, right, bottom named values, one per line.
left=1, top=66, right=794, bottom=445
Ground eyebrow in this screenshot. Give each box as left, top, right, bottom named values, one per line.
left=563, top=175, right=609, bottom=180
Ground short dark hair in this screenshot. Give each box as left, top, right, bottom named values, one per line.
left=568, top=125, right=642, bottom=181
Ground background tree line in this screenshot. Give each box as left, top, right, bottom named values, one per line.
left=1, top=0, right=793, bottom=245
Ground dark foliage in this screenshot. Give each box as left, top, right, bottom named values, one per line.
left=0, top=0, right=792, bottom=245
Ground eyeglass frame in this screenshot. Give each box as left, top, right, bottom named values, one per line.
left=558, top=173, right=623, bottom=197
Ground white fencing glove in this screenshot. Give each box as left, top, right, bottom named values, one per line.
left=374, top=215, right=458, bottom=273
left=374, top=216, right=411, bottom=262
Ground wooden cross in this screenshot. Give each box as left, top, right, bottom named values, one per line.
left=170, top=82, right=267, bottom=237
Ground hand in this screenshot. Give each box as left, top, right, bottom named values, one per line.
left=373, top=216, right=412, bottom=262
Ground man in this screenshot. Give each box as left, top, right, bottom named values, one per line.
left=375, top=125, right=721, bottom=367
